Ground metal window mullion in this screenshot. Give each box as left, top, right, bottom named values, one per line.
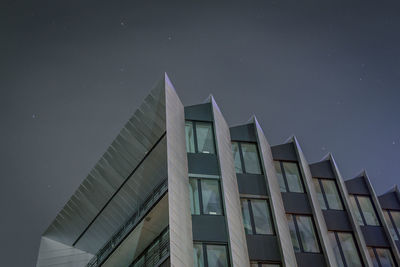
left=354, top=196, right=368, bottom=226
left=334, top=232, right=348, bottom=267
left=280, top=161, right=290, bottom=193
left=192, top=121, right=199, bottom=153
left=248, top=199, right=257, bottom=234
left=292, top=214, right=305, bottom=252
left=203, top=244, right=209, bottom=267
left=318, top=179, right=330, bottom=210
left=198, top=179, right=204, bottom=215
left=388, top=210, right=400, bottom=240
left=295, top=162, right=306, bottom=193
left=372, top=247, right=383, bottom=267
left=238, top=142, right=247, bottom=174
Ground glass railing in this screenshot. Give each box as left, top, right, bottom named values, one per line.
left=86, top=179, right=168, bottom=267
left=130, top=227, right=170, bottom=267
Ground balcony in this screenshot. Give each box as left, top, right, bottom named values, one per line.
left=87, top=179, right=168, bottom=267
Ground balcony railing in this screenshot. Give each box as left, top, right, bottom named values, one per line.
left=130, top=227, right=170, bottom=267
left=86, top=179, right=168, bottom=267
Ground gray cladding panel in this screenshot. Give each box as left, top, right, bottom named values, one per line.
left=361, top=226, right=390, bottom=247
left=246, top=235, right=281, bottom=262
left=192, top=215, right=228, bottom=242
left=229, top=123, right=257, bottom=142
left=271, top=143, right=298, bottom=161
left=282, top=193, right=312, bottom=214
left=295, top=253, right=327, bottom=267
left=184, top=103, right=213, bottom=122
left=322, top=210, right=352, bottom=231
left=309, top=160, right=335, bottom=179
left=345, top=177, right=370, bottom=195
left=379, top=192, right=400, bottom=210
left=236, top=173, right=268, bottom=196
left=43, top=82, right=167, bottom=246
left=187, top=153, right=220, bottom=176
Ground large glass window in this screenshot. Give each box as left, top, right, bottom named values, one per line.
left=274, top=161, right=304, bottom=193
left=313, top=178, right=343, bottom=210
left=286, top=214, right=320, bottom=253
left=241, top=199, right=274, bottom=235
left=189, top=178, right=223, bottom=215
left=231, top=142, right=262, bottom=174
left=384, top=210, right=400, bottom=241
left=185, top=120, right=215, bottom=154
left=349, top=195, right=380, bottom=226
left=368, top=247, right=396, bottom=267
left=194, top=243, right=229, bottom=267
left=328, top=231, right=363, bottom=267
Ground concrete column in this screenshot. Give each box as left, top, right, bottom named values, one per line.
left=165, top=74, right=194, bottom=267
left=252, top=117, right=297, bottom=267
left=209, top=96, right=250, bottom=267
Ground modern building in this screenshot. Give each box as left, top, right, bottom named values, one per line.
left=36, top=74, right=400, bottom=267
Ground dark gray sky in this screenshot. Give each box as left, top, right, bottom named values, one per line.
left=1, top=0, right=400, bottom=266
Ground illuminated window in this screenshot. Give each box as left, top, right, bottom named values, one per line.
left=185, top=120, right=215, bottom=154
left=189, top=178, right=222, bottom=215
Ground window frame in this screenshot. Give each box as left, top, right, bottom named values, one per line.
left=350, top=194, right=381, bottom=226
left=190, top=178, right=224, bottom=216
left=231, top=141, right=263, bottom=175
left=384, top=209, right=400, bottom=241
left=329, top=231, right=363, bottom=267
left=313, top=177, right=344, bottom=211
left=274, top=160, right=305, bottom=193
left=368, top=247, right=396, bottom=267
left=241, top=198, right=275, bottom=235
left=185, top=120, right=216, bottom=154
left=193, top=242, right=230, bottom=267
left=287, top=214, right=321, bottom=254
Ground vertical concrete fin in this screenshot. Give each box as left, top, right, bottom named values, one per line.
left=210, top=97, right=250, bottom=267
left=326, top=154, right=373, bottom=266
left=165, top=76, right=194, bottom=267
left=290, top=136, right=338, bottom=267
left=362, top=173, right=400, bottom=263
left=36, top=237, right=93, bottom=267
left=253, top=117, right=298, bottom=267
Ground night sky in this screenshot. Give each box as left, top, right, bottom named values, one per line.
left=1, top=0, right=400, bottom=266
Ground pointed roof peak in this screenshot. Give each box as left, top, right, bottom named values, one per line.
left=203, top=94, right=215, bottom=104
left=321, top=152, right=333, bottom=162
left=354, top=169, right=368, bottom=179
left=285, top=134, right=297, bottom=144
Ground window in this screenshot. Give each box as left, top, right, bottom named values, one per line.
left=231, top=142, right=262, bottom=174
left=193, top=243, right=229, bottom=267
left=274, top=161, right=304, bottom=193
left=383, top=210, right=400, bottom=241
left=185, top=121, right=215, bottom=154
left=349, top=195, right=380, bottom=226
left=286, top=214, right=320, bottom=253
left=189, top=178, right=223, bottom=215
left=313, top=178, right=343, bottom=210
left=328, top=231, right=363, bottom=267
left=250, top=262, right=280, bottom=267
left=368, top=247, right=396, bottom=267
left=241, top=199, right=274, bottom=235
